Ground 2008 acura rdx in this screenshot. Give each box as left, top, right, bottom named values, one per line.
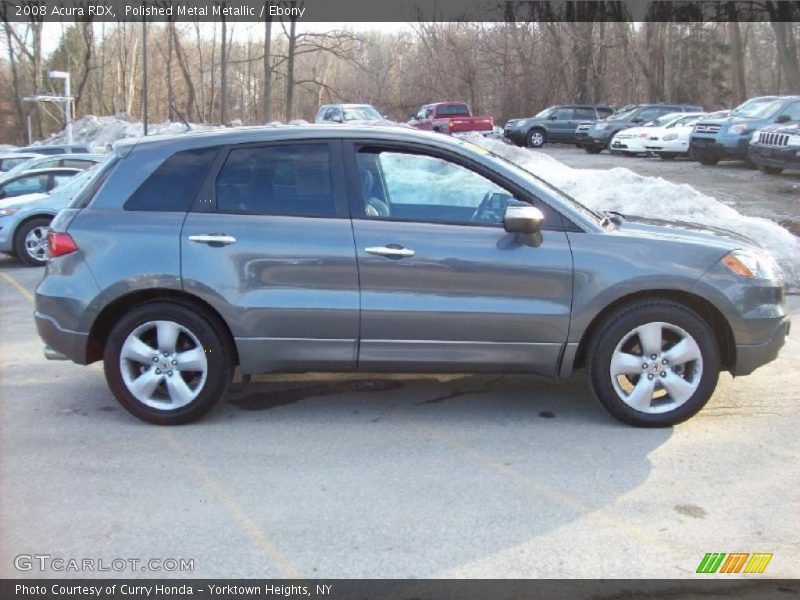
left=34, top=126, right=789, bottom=426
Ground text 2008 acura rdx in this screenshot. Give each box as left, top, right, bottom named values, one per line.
left=35, top=126, right=789, bottom=426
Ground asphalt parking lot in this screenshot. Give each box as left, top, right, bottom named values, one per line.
left=0, top=253, right=798, bottom=579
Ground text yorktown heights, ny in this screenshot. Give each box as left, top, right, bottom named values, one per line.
left=15, top=584, right=334, bottom=597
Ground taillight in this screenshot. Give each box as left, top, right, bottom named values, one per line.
left=48, top=231, right=78, bottom=258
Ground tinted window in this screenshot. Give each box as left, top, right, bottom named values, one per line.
left=597, top=107, right=614, bottom=118
left=125, top=147, right=218, bottom=212
left=437, top=104, right=470, bottom=116
left=62, top=159, right=96, bottom=169
left=553, top=108, right=574, bottom=120
left=0, top=173, right=49, bottom=197
left=69, top=157, right=118, bottom=209
left=0, top=157, right=33, bottom=171
left=778, top=101, right=800, bottom=122
left=216, top=144, right=334, bottom=217
left=635, top=107, right=665, bottom=122
left=574, top=107, right=595, bottom=120
left=356, top=149, right=511, bottom=226
left=52, top=173, right=75, bottom=188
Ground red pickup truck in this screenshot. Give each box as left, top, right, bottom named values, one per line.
left=408, top=102, right=494, bottom=135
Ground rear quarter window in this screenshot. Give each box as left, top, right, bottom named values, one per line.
left=124, top=147, right=219, bottom=212
left=68, top=158, right=119, bottom=209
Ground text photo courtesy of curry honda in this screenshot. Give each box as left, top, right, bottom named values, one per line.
left=0, top=0, right=799, bottom=595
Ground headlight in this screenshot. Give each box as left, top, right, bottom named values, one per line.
left=662, top=133, right=679, bottom=141
left=0, top=207, right=18, bottom=217
left=721, top=249, right=782, bottom=280
left=729, top=124, right=750, bottom=135
left=596, top=122, right=610, bottom=130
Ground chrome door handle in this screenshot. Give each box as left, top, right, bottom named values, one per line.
left=188, top=234, right=237, bottom=245
left=364, top=245, right=415, bottom=258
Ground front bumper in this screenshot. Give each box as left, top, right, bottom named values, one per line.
left=748, top=144, right=800, bottom=171
left=689, top=135, right=750, bottom=160
left=0, top=217, right=15, bottom=252
left=734, top=315, right=790, bottom=376
left=610, top=137, right=647, bottom=153
left=504, top=127, right=527, bottom=145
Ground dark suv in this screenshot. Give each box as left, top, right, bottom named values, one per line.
left=35, top=126, right=788, bottom=427
left=504, top=105, right=614, bottom=148
left=576, top=103, right=703, bottom=154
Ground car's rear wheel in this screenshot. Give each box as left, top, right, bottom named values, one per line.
left=587, top=300, right=720, bottom=427
left=758, top=164, right=783, bottom=175
left=14, top=217, right=51, bottom=267
left=104, top=302, right=232, bottom=424
left=526, top=129, right=546, bottom=148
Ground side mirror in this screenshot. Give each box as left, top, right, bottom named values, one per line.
left=775, top=114, right=791, bottom=124
left=549, top=114, right=558, bottom=120
left=332, top=116, right=343, bottom=123
left=504, top=204, right=544, bottom=234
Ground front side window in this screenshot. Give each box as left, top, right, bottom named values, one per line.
left=216, top=144, right=334, bottom=217
left=553, top=108, right=574, bottom=120
left=356, top=150, right=513, bottom=226
left=777, top=101, right=800, bottom=122
left=0, top=173, right=49, bottom=197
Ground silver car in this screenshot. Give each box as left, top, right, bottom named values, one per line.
left=34, top=126, right=789, bottom=426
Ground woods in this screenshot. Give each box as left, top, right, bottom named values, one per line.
left=0, top=19, right=798, bottom=144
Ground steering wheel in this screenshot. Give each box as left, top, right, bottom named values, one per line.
left=472, top=190, right=507, bottom=224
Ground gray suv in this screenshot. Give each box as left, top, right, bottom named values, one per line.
left=35, top=126, right=789, bottom=427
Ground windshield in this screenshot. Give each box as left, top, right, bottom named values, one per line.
left=342, top=106, right=382, bottom=121
left=534, top=106, right=556, bottom=118
left=644, top=113, right=683, bottom=127
left=0, top=157, right=39, bottom=179
left=607, top=106, right=639, bottom=121
left=456, top=138, right=604, bottom=226
left=730, top=98, right=784, bottom=119
left=0, top=156, right=34, bottom=171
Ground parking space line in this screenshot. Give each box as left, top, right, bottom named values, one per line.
left=157, top=429, right=301, bottom=578
left=0, top=271, right=35, bottom=302
left=413, top=421, right=685, bottom=557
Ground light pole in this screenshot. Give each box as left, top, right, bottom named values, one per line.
left=47, top=71, right=72, bottom=144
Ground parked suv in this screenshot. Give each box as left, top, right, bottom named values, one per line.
left=748, top=120, right=800, bottom=175
left=576, top=103, right=703, bottom=154
left=504, top=104, right=614, bottom=148
left=35, top=126, right=788, bottom=427
left=690, top=95, right=800, bottom=165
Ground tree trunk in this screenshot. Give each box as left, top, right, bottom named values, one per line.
left=728, top=21, right=747, bottom=105
left=263, top=16, right=273, bottom=122
left=286, top=14, right=297, bottom=121
left=220, top=17, right=228, bottom=125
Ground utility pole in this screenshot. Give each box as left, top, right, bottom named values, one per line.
left=142, top=14, right=148, bottom=136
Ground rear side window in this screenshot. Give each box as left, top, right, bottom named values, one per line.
left=437, top=104, right=470, bottom=116
left=124, top=147, right=218, bottom=212
left=215, top=144, right=335, bottom=217
left=61, top=159, right=96, bottom=169
left=574, top=107, right=595, bottom=120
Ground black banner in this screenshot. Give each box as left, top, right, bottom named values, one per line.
left=0, top=0, right=799, bottom=23
left=3, top=580, right=800, bottom=600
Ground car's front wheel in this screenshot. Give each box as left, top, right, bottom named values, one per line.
left=758, top=164, right=783, bottom=175
left=587, top=300, right=720, bottom=427
left=526, top=129, right=546, bottom=148
left=104, top=302, right=233, bottom=424
left=14, top=217, right=51, bottom=267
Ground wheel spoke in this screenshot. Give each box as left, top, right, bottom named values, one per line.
left=122, top=336, right=157, bottom=365
left=637, top=322, right=663, bottom=356
left=165, top=374, right=195, bottom=406
left=156, top=321, right=180, bottom=354
left=626, top=375, right=656, bottom=411
left=611, top=351, right=644, bottom=375
left=662, top=337, right=701, bottom=366
left=661, top=371, right=697, bottom=404
left=174, top=347, right=206, bottom=371
left=129, top=367, right=162, bottom=399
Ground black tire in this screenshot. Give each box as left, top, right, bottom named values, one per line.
left=13, top=216, right=51, bottom=267
left=758, top=164, right=783, bottom=175
left=659, top=153, right=677, bottom=160
left=698, top=155, right=719, bottom=166
left=526, top=128, right=546, bottom=148
left=584, top=146, right=602, bottom=154
left=104, top=302, right=233, bottom=425
left=586, top=300, right=720, bottom=427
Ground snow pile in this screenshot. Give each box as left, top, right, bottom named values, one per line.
left=465, top=134, right=800, bottom=289
left=39, top=114, right=222, bottom=149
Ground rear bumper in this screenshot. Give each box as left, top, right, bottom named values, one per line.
left=734, top=315, right=791, bottom=376
left=575, top=131, right=610, bottom=149
left=35, top=310, right=89, bottom=365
